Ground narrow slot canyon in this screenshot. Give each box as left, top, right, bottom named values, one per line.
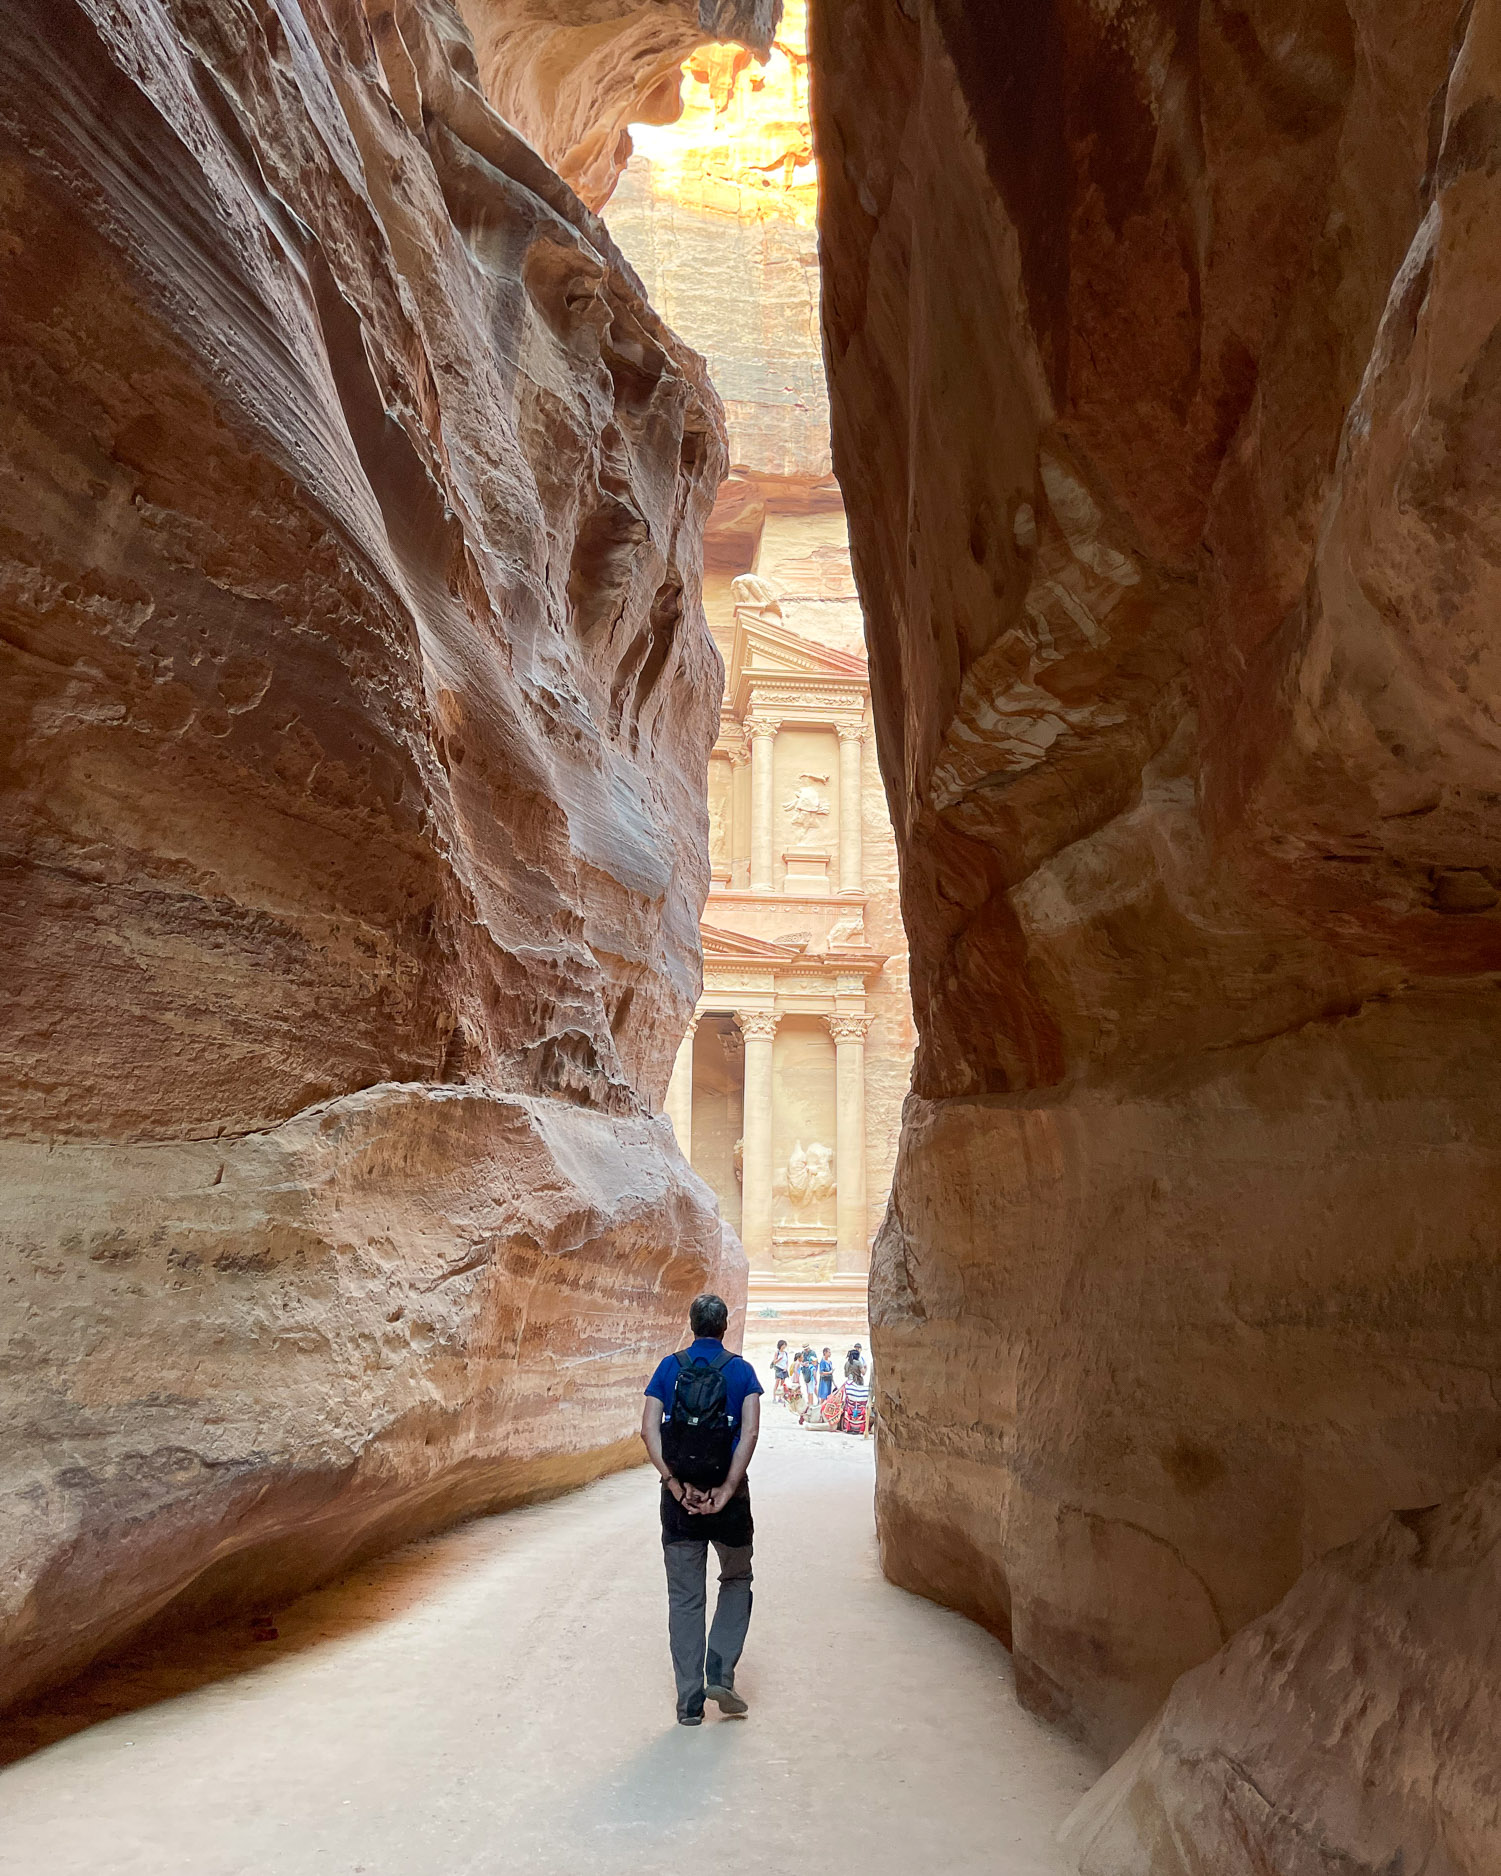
left=1, top=3, right=1498, bottom=1873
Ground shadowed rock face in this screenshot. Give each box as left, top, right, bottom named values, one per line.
left=0, top=0, right=739, bottom=1711
left=813, top=0, right=1501, bottom=1773
left=1061, top=1465, right=1501, bottom=1874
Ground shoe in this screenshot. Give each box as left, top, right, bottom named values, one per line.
left=705, top=1683, right=748, bottom=1717
left=677, top=1709, right=703, bottom=1726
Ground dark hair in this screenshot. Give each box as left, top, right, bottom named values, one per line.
left=689, top=1293, right=729, bottom=1339
left=776, top=1338, right=787, bottom=1348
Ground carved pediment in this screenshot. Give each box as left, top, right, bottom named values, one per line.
left=726, top=611, right=869, bottom=722
left=699, top=923, right=803, bottom=962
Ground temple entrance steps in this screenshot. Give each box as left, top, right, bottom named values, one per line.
left=747, top=1272, right=872, bottom=1342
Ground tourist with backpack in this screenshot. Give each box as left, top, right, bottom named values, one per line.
left=640, top=1293, right=763, bottom=1725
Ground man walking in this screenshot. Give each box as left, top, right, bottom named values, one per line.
left=641, top=1293, right=762, bottom=1725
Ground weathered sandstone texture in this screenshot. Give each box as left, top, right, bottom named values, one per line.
left=813, top=0, right=1501, bottom=1774
left=456, top=0, right=777, bottom=210
left=1061, top=1462, right=1501, bottom=1875
left=0, top=0, right=737, bottom=1711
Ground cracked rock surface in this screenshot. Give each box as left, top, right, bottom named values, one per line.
left=0, top=0, right=737, bottom=1710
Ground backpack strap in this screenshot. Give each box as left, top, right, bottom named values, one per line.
left=675, top=1347, right=733, bottom=1371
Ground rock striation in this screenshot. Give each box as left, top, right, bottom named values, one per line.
left=0, top=0, right=737, bottom=1711
left=813, top=0, right=1501, bottom=1783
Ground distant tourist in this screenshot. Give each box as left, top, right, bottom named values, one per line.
left=818, top=1347, right=835, bottom=1402
left=641, top=1294, right=762, bottom=1725
left=796, top=1346, right=819, bottom=1423
left=770, top=1339, right=791, bottom=1405
left=841, top=1344, right=870, bottom=1435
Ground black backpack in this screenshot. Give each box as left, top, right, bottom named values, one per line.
left=660, top=1348, right=735, bottom=1488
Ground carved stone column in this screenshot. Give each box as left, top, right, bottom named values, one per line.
left=837, top=722, right=865, bottom=896
left=664, top=1013, right=699, bottom=1161
left=736, top=1009, right=780, bottom=1266
left=826, top=1013, right=873, bottom=1272
left=746, top=714, right=780, bottom=893
left=725, top=736, right=750, bottom=888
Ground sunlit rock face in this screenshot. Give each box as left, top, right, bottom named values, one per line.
left=813, top=0, right=1501, bottom=1776
left=0, top=0, right=739, bottom=1711
left=455, top=0, right=779, bottom=210
left=606, top=2, right=825, bottom=482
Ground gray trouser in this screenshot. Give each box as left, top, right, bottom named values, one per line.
left=662, top=1539, right=754, bottom=1716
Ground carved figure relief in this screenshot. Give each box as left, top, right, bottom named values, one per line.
left=707, top=794, right=729, bottom=863
left=826, top=912, right=866, bottom=948
left=731, top=572, right=783, bottom=613
left=783, top=1139, right=835, bottom=1207
left=783, top=772, right=830, bottom=846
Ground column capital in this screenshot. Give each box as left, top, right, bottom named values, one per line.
left=825, top=1013, right=873, bottom=1044
left=723, top=738, right=751, bottom=767
left=735, top=1009, right=781, bottom=1041
left=744, top=713, right=782, bottom=740
left=835, top=721, right=867, bottom=744
left=681, top=1013, right=701, bottom=1040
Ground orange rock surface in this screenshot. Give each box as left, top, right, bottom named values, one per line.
left=813, top=0, right=1501, bottom=1790
left=0, top=0, right=737, bottom=1711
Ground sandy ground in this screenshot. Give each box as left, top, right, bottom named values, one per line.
left=0, top=1394, right=1099, bottom=1875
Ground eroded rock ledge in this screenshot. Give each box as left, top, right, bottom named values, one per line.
left=0, top=0, right=736, bottom=1710
left=813, top=0, right=1501, bottom=1802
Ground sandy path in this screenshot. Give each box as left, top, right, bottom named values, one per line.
left=0, top=1410, right=1098, bottom=1875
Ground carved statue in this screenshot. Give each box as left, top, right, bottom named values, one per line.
left=826, top=912, right=866, bottom=948
left=783, top=772, right=830, bottom=844
left=731, top=571, right=783, bottom=612
left=784, top=1139, right=835, bottom=1207
left=707, top=793, right=728, bottom=861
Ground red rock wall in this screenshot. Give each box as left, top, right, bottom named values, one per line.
left=0, top=0, right=738, bottom=1711
left=813, top=0, right=1501, bottom=1768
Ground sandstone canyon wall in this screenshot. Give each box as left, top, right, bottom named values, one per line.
left=456, top=0, right=778, bottom=210
left=813, top=0, right=1501, bottom=1822
left=0, top=0, right=738, bottom=1713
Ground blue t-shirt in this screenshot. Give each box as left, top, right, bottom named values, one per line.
left=645, top=1339, right=763, bottom=1446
